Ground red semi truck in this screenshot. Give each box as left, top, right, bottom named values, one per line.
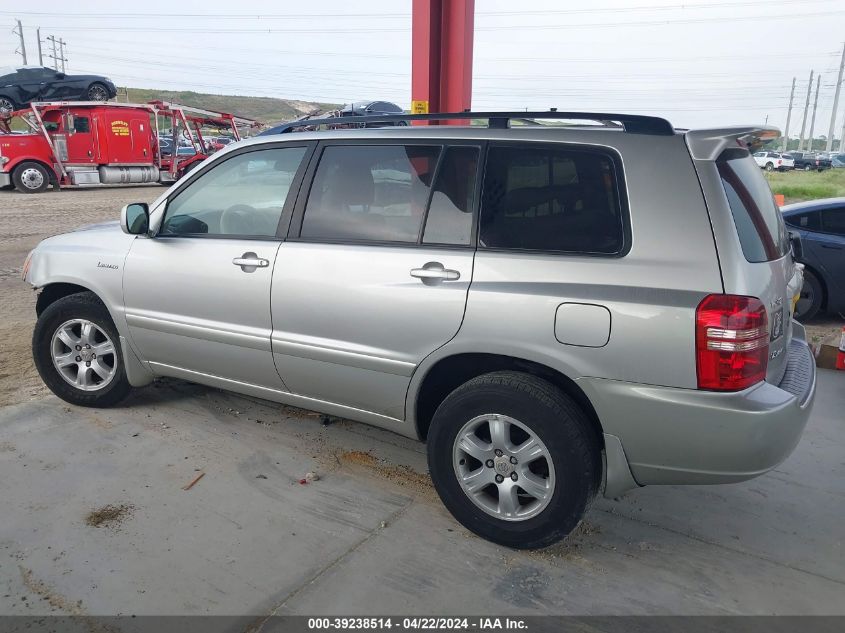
left=0, top=101, right=258, bottom=193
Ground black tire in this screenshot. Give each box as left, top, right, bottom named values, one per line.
left=765, top=162, right=774, bottom=171
left=32, top=292, right=132, bottom=407
left=804, top=164, right=812, bottom=171
left=87, top=82, right=110, bottom=101
left=794, top=269, right=823, bottom=321
left=11, top=161, right=51, bottom=193
left=0, top=95, right=17, bottom=114
left=427, top=371, right=601, bottom=549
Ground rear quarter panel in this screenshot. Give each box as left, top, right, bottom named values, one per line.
left=412, top=130, right=724, bottom=400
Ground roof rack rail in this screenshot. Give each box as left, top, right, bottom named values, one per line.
left=260, top=110, right=675, bottom=136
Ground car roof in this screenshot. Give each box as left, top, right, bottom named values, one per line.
left=781, top=197, right=845, bottom=214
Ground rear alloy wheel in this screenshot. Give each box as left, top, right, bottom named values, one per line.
left=804, top=165, right=812, bottom=171
left=11, top=161, right=50, bottom=193
left=87, top=83, right=109, bottom=101
left=794, top=269, right=823, bottom=321
left=427, top=371, right=601, bottom=549
left=765, top=162, right=774, bottom=171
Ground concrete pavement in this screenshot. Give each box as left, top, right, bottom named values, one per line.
left=0, top=371, right=843, bottom=618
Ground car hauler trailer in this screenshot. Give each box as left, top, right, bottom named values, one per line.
left=0, top=101, right=258, bottom=193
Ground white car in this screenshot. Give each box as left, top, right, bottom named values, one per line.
left=753, top=151, right=793, bottom=171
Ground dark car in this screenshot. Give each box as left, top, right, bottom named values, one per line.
left=0, top=65, right=117, bottom=113
left=259, top=100, right=407, bottom=136
left=782, top=198, right=845, bottom=320
left=784, top=151, right=832, bottom=172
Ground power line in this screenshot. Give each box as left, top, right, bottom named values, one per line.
left=25, top=9, right=845, bottom=33
left=2, top=0, right=839, bottom=20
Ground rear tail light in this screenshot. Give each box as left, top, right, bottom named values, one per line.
left=696, top=294, right=768, bottom=391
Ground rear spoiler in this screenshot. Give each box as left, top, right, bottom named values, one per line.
left=685, top=126, right=781, bottom=161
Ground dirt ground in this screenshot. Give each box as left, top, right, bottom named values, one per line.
left=0, top=186, right=161, bottom=406
left=1, top=185, right=842, bottom=406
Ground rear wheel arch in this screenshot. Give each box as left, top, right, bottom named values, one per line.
left=412, top=352, right=604, bottom=448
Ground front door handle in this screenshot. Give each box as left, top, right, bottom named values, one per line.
left=232, top=252, right=269, bottom=272
left=820, top=244, right=842, bottom=250
left=410, top=261, right=461, bottom=285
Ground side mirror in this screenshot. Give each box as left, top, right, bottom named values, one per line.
left=121, top=203, right=149, bottom=235
left=56, top=72, right=65, bottom=79
left=788, top=230, right=803, bottom=260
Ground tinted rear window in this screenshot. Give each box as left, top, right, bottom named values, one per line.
left=479, top=144, right=625, bottom=254
left=718, top=154, right=789, bottom=262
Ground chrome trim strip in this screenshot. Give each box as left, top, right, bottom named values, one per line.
left=272, top=336, right=416, bottom=377
left=125, top=311, right=270, bottom=352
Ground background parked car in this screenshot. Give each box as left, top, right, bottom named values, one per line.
left=0, top=66, right=117, bottom=112
left=785, top=151, right=832, bottom=171
left=782, top=198, right=845, bottom=320
left=753, top=151, right=793, bottom=171
left=831, top=154, right=845, bottom=168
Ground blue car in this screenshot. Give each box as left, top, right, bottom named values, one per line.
left=782, top=198, right=845, bottom=320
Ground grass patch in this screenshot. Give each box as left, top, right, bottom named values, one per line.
left=764, top=169, right=845, bottom=204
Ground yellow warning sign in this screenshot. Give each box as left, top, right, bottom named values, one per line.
left=411, top=100, right=429, bottom=114
left=111, top=120, right=129, bottom=136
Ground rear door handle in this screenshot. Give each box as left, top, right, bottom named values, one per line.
left=232, top=252, right=269, bottom=272
left=410, top=261, right=461, bottom=285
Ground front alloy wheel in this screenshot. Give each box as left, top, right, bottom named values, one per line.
left=51, top=319, right=117, bottom=391
left=33, top=291, right=132, bottom=407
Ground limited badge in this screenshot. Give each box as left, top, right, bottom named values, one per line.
left=771, top=307, right=784, bottom=341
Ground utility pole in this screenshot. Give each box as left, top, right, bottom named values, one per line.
left=13, top=19, right=27, bottom=64
left=807, top=74, right=821, bottom=152
left=58, top=39, right=66, bottom=72
left=46, top=35, right=59, bottom=71
left=798, top=70, right=813, bottom=151
left=782, top=77, right=796, bottom=152
left=36, top=27, right=43, bottom=65
left=826, top=42, right=845, bottom=152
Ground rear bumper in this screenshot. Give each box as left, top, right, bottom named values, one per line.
left=581, top=328, right=816, bottom=487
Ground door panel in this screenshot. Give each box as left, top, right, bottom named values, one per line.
left=123, top=144, right=312, bottom=388
left=271, top=243, right=473, bottom=418
left=124, top=238, right=285, bottom=389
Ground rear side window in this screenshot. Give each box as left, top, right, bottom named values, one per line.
left=301, top=145, right=441, bottom=243
left=718, top=154, right=789, bottom=262
left=479, top=144, right=625, bottom=254
left=822, top=208, right=845, bottom=235
left=422, top=146, right=479, bottom=245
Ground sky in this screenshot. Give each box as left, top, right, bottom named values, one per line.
left=2, top=0, right=844, bottom=135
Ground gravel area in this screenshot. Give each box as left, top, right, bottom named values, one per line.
left=0, top=186, right=160, bottom=406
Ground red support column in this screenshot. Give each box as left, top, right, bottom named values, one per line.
left=411, top=0, right=475, bottom=124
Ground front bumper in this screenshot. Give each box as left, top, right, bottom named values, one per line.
left=581, top=328, right=816, bottom=487
left=0, top=172, right=10, bottom=188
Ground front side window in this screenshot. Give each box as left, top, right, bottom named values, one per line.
left=73, top=117, right=90, bottom=133
left=479, top=144, right=625, bottom=254
left=301, top=144, right=441, bottom=243
left=718, top=154, right=789, bottom=262
left=161, top=146, right=307, bottom=237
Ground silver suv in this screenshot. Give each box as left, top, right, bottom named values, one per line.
left=23, top=111, right=817, bottom=549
